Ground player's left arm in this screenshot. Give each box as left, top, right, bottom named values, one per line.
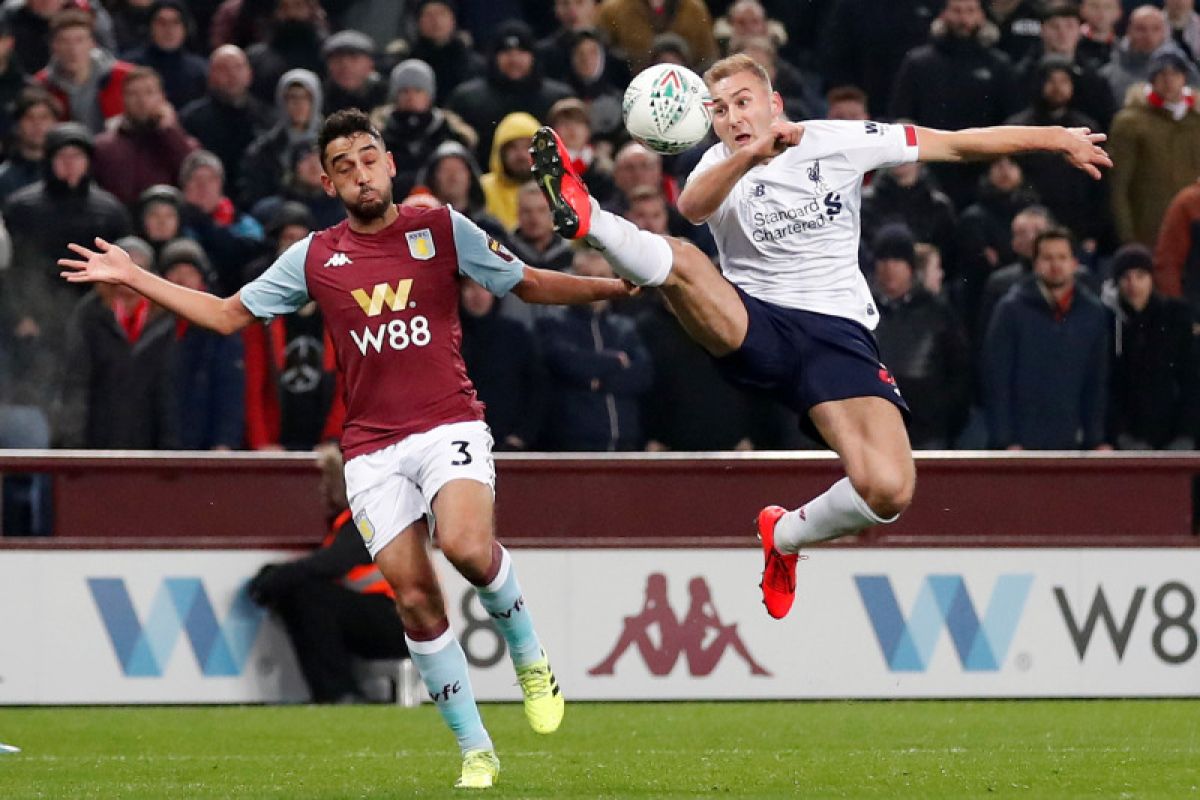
left=914, top=126, right=1112, bottom=179
left=512, top=266, right=628, bottom=305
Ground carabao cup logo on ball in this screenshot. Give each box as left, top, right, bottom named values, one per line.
left=623, top=64, right=712, bottom=156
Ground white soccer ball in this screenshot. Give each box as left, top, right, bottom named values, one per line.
left=622, top=64, right=712, bottom=156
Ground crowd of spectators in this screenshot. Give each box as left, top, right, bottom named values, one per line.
left=0, top=0, right=1197, bottom=482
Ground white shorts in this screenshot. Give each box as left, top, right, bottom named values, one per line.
left=344, top=420, right=496, bottom=559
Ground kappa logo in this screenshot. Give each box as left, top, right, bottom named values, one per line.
left=590, top=574, right=770, bottom=677
left=406, top=228, right=435, bottom=261
left=351, top=279, right=414, bottom=317
left=324, top=252, right=352, bottom=268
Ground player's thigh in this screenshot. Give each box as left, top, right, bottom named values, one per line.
left=372, top=517, right=447, bottom=624
left=658, top=237, right=748, bottom=356
left=810, top=396, right=915, bottom=502
left=411, top=421, right=497, bottom=562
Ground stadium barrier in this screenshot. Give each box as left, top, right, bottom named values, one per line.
left=0, top=452, right=1197, bottom=703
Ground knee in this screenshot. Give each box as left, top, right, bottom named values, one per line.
left=853, top=467, right=915, bottom=521
left=438, top=526, right=494, bottom=580
left=394, top=584, right=443, bottom=626
left=663, top=238, right=706, bottom=284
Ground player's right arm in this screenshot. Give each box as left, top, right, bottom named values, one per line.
left=677, top=121, right=804, bottom=224
left=59, top=237, right=254, bottom=335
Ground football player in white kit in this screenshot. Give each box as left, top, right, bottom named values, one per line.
left=530, top=53, right=1111, bottom=620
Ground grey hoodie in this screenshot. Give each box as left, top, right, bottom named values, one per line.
left=42, top=49, right=120, bottom=135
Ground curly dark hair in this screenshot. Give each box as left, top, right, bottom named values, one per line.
left=317, top=108, right=383, bottom=168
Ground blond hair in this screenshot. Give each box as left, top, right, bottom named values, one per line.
left=703, top=53, right=771, bottom=91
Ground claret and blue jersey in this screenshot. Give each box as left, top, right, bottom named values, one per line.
left=239, top=205, right=526, bottom=459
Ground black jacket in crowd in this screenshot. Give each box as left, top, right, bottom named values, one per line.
left=460, top=303, right=547, bottom=450
left=537, top=304, right=653, bottom=451
left=861, top=169, right=958, bottom=268
left=407, top=33, right=486, bottom=106
left=379, top=107, right=474, bottom=200
left=874, top=285, right=971, bottom=448
left=1108, top=294, right=1198, bottom=449
left=180, top=91, right=276, bottom=193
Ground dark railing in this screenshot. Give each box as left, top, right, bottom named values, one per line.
left=1, top=451, right=1197, bottom=549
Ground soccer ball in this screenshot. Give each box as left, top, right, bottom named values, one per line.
left=622, top=64, right=712, bottom=156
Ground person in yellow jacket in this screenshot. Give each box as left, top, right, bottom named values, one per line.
left=249, top=443, right=409, bottom=703
left=481, top=111, right=541, bottom=230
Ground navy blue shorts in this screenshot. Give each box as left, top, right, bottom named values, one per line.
left=713, top=287, right=910, bottom=444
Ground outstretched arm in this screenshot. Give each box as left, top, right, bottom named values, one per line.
left=915, top=126, right=1112, bottom=179
left=512, top=265, right=630, bottom=305
left=59, top=237, right=255, bottom=335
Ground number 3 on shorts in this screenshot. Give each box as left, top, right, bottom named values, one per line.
left=451, top=440, right=472, bottom=466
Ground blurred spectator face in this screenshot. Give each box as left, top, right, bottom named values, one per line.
left=572, top=249, right=613, bottom=280
left=555, top=0, right=597, bottom=31
left=989, top=156, right=1023, bottom=192
left=941, top=0, right=984, bottom=39
left=1118, top=267, right=1154, bottom=309
left=1032, top=236, right=1077, bottom=289
left=1042, top=68, right=1075, bottom=108
left=1166, top=0, right=1195, bottom=17
left=142, top=203, right=180, bottom=242
left=276, top=0, right=315, bottom=22
left=150, top=6, right=187, bottom=51
left=321, top=132, right=395, bottom=221
left=51, top=144, right=88, bottom=187
left=497, top=46, right=534, bottom=82
left=517, top=186, right=554, bottom=240
left=1152, top=64, right=1188, bottom=102
left=165, top=262, right=207, bottom=291
left=277, top=223, right=310, bottom=252
left=915, top=243, right=944, bottom=295
left=123, top=75, right=166, bottom=125
left=1011, top=211, right=1050, bottom=260
left=614, top=143, right=661, bottom=194
left=1081, top=0, right=1121, bottom=35
left=328, top=52, right=374, bottom=92
left=431, top=156, right=472, bottom=206
left=51, top=24, right=94, bottom=75
left=284, top=84, right=313, bottom=127
left=501, top=138, right=533, bottom=179
left=827, top=96, right=868, bottom=121
left=555, top=116, right=591, bottom=151
left=16, top=101, right=58, bottom=153
left=730, top=1, right=768, bottom=38
left=461, top=279, right=495, bottom=316
left=395, top=86, right=432, bottom=113
left=889, top=161, right=921, bottom=187
left=739, top=42, right=778, bottom=82
left=1041, top=14, right=1082, bottom=55
left=571, top=37, right=604, bottom=81
left=294, top=149, right=324, bottom=189
left=707, top=68, right=781, bottom=153
left=183, top=164, right=224, bottom=213
left=208, top=46, right=252, bottom=100
left=1127, top=7, right=1168, bottom=54
left=627, top=193, right=669, bottom=234
left=419, top=1, right=457, bottom=45
left=875, top=258, right=914, bottom=300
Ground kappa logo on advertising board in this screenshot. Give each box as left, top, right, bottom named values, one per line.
left=855, top=574, right=1033, bottom=672
left=88, top=578, right=263, bottom=678
left=590, top=574, right=770, bottom=677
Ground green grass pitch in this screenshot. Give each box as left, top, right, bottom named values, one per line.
left=1, top=701, right=1197, bottom=798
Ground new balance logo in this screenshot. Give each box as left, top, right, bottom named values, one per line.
left=855, top=574, right=1033, bottom=672
left=324, top=252, right=352, bottom=268
left=88, top=577, right=264, bottom=677
left=351, top=279, right=413, bottom=317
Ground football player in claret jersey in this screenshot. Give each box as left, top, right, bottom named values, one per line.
left=60, top=109, right=632, bottom=791
left=532, top=54, right=1112, bottom=621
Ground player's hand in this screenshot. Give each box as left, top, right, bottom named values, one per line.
left=1060, top=127, right=1111, bottom=180
left=747, top=121, right=804, bottom=164
left=58, top=238, right=138, bottom=286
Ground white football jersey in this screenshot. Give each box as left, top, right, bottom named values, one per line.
left=690, top=120, right=919, bottom=329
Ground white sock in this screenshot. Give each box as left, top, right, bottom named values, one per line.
left=585, top=199, right=673, bottom=287
left=773, top=477, right=897, bottom=553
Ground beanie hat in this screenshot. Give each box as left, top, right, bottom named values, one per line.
left=415, top=0, right=458, bottom=16
left=266, top=200, right=316, bottom=237
left=138, top=183, right=183, bottom=214
left=872, top=224, right=917, bottom=268
left=1149, top=48, right=1191, bottom=80
left=159, top=238, right=217, bottom=287
left=1110, top=243, right=1154, bottom=280
left=389, top=58, right=435, bottom=99
left=45, top=122, right=94, bottom=158
left=179, top=149, right=224, bottom=187
left=322, top=29, right=375, bottom=59
left=115, top=235, right=155, bottom=268
left=490, top=20, right=535, bottom=56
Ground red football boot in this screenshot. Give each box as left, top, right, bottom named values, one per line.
left=757, top=505, right=801, bottom=620
left=529, top=126, right=592, bottom=240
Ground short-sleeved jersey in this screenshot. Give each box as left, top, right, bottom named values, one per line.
left=690, top=120, right=919, bottom=329
left=240, top=205, right=526, bottom=459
